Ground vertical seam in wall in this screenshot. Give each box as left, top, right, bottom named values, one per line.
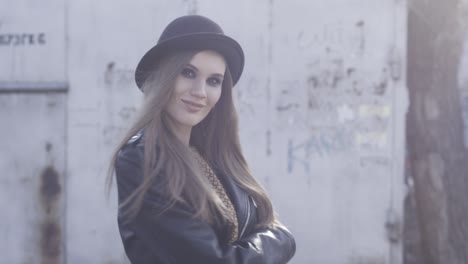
left=389, top=1, right=398, bottom=263
left=390, top=0, right=398, bottom=213
left=63, top=0, right=70, bottom=262
left=266, top=0, right=274, bottom=157
left=389, top=1, right=408, bottom=264
left=267, top=0, right=273, bottom=107
left=63, top=90, right=69, bottom=264
left=192, top=0, right=198, bottom=15
left=64, top=0, right=70, bottom=83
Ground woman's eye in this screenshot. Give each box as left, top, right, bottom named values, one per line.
left=181, top=68, right=196, bottom=79
left=207, top=77, right=222, bottom=87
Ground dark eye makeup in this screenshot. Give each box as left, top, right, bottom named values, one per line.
left=181, top=66, right=223, bottom=87
left=181, top=67, right=196, bottom=79
left=207, top=77, right=223, bottom=87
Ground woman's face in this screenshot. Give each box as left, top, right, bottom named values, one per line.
left=165, top=50, right=226, bottom=131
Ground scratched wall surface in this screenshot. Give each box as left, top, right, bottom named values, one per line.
left=0, top=0, right=66, bottom=84
left=2, top=0, right=408, bottom=263
left=235, top=1, right=407, bottom=263
left=0, top=93, right=66, bottom=264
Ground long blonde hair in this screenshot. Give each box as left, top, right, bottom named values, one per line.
left=107, top=50, right=275, bottom=228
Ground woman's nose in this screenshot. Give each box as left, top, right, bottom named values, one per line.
left=190, top=79, right=207, bottom=98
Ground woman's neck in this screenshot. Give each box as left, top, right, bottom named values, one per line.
left=166, top=118, right=192, bottom=146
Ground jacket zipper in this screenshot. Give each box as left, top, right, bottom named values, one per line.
left=238, top=195, right=251, bottom=239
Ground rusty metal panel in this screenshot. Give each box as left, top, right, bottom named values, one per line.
left=0, top=0, right=66, bottom=85
left=0, top=93, right=66, bottom=264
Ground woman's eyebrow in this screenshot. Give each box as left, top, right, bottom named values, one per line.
left=186, top=63, right=199, bottom=72
left=211, top=73, right=224, bottom=78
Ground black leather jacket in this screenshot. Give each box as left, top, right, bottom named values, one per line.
left=115, top=132, right=296, bottom=264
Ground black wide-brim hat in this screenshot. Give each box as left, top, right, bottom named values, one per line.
left=135, top=15, right=244, bottom=90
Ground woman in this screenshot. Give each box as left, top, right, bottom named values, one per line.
left=108, top=15, right=296, bottom=263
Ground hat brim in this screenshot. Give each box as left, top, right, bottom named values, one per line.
left=135, top=33, right=244, bottom=90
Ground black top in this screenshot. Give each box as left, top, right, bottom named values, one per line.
left=114, top=132, right=296, bottom=264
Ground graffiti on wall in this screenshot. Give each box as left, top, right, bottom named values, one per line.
left=288, top=127, right=355, bottom=174
left=305, top=56, right=390, bottom=98
left=297, top=20, right=367, bottom=55
left=104, top=62, right=134, bottom=87
left=0, top=33, right=46, bottom=46
left=236, top=77, right=265, bottom=116
left=359, top=155, right=392, bottom=171
left=275, top=17, right=402, bottom=177
left=273, top=46, right=396, bottom=129
left=281, top=59, right=394, bottom=175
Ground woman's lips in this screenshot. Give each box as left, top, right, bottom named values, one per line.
left=181, top=99, right=205, bottom=112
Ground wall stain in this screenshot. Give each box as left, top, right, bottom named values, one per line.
left=104, top=61, right=133, bottom=87
left=183, top=0, right=198, bottom=15
left=276, top=103, right=299, bottom=112
left=355, top=20, right=366, bottom=53
left=104, top=62, right=115, bottom=85
left=40, top=221, right=61, bottom=260
left=45, top=142, right=52, bottom=153
left=40, top=166, right=61, bottom=210
left=118, top=106, right=136, bottom=120
left=39, top=166, right=62, bottom=263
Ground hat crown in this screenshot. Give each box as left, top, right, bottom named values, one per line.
left=158, top=15, right=224, bottom=43
left=135, top=15, right=244, bottom=89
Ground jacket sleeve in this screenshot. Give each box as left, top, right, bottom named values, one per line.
left=114, top=145, right=296, bottom=264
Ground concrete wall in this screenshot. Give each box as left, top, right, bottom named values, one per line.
left=1, top=0, right=408, bottom=263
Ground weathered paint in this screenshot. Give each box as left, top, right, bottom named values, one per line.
left=0, top=93, right=66, bottom=264
left=39, top=166, right=62, bottom=264
left=0, top=0, right=66, bottom=84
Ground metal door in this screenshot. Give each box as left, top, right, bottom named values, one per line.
left=0, top=91, right=66, bottom=264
